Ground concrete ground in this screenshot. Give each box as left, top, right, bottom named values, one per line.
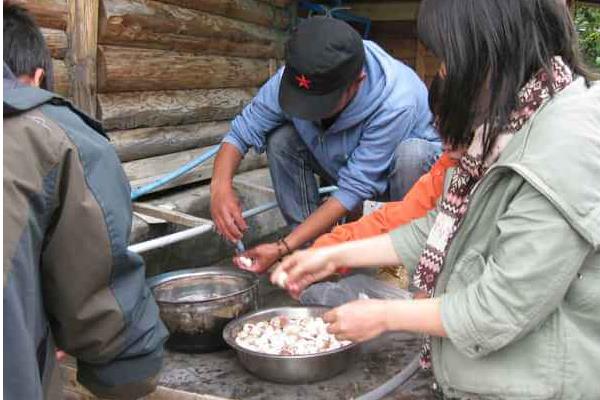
left=114, top=168, right=435, bottom=399
left=155, top=278, right=434, bottom=400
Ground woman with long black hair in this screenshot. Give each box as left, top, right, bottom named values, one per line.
left=272, top=0, right=600, bottom=398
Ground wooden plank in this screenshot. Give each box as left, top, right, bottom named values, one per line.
left=158, top=0, right=291, bottom=30
left=132, top=203, right=212, bottom=227
left=125, top=147, right=268, bottom=194
left=97, top=45, right=272, bottom=92
left=52, top=58, right=69, bottom=97
left=109, top=121, right=230, bottom=162
left=13, top=0, right=68, bottom=30
left=347, top=1, right=420, bottom=21
left=99, top=0, right=282, bottom=45
left=97, top=88, right=255, bottom=130
left=41, top=28, right=67, bottom=59
left=67, top=0, right=99, bottom=117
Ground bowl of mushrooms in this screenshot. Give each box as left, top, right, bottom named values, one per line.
left=223, top=306, right=358, bottom=383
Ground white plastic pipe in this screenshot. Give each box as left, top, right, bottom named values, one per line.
left=128, top=186, right=338, bottom=254
left=128, top=222, right=215, bottom=254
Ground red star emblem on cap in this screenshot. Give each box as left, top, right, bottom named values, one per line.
left=295, top=74, right=311, bottom=90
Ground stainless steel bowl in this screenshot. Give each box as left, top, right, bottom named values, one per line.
left=148, top=267, right=259, bottom=353
left=223, top=306, right=359, bottom=384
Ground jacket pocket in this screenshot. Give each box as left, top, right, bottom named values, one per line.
left=439, top=310, right=562, bottom=399
left=439, top=250, right=563, bottom=399
left=445, top=250, right=486, bottom=293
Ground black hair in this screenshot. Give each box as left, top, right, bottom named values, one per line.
left=417, top=0, right=596, bottom=157
left=4, top=3, right=54, bottom=91
left=427, top=74, right=442, bottom=121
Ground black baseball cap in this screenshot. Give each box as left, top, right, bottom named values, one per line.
left=279, top=17, right=365, bottom=121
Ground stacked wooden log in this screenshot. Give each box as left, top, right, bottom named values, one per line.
left=16, top=0, right=291, bottom=196
left=13, top=0, right=71, bottom=96
left=96, top=0, right=290, bottom=194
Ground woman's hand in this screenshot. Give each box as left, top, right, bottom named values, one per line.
left=271, top=248, right=338, bottom=297
left=324, top=299, right=390, bottom=342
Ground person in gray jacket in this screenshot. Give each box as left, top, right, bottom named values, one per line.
left=3, top=4, right=168, bottom=399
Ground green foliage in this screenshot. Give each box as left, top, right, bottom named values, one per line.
left=575, top=4, right=600, bottom=69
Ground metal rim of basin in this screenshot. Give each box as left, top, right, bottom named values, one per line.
left=147, top=267, right=259, bottom=305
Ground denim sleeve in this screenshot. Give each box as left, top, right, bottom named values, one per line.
left=440, top=182, right=590, bottom=359
left=222, top=68, right=288, bottom=155
left=334, top=106, right=416, bottom=210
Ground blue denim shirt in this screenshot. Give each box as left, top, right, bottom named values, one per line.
left=223, top=41, right=440, bottom=211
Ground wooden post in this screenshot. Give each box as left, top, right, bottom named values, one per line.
left=67, top=0, right=99, bottom=117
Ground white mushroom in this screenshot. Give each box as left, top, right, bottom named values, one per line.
left=235, top=316, right=352, bottom=356
left=239, top=256, right=253, bottom=269
left=275, top=271, right=288, bottom=288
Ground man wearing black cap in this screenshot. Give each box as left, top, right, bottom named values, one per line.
left=211, top=17, right=441, bottom=273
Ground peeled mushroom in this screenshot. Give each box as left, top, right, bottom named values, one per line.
left=235, top=316, right=352, bottom=356
left=238, top=256, right=253, bottom=269
left=275, top=271, right=288, bottom=288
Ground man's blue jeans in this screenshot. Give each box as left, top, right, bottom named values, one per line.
left=266, top=124, right=442, bottom=228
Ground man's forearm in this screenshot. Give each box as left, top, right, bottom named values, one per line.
left=211, top=143, right=243, bottom=189
left=284, top=197, right=349, bottom=251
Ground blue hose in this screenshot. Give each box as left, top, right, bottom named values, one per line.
left=131, top=145, right=221, bottom=200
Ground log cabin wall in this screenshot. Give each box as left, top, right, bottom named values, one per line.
left=12, top=0, right=71, bottom=96
left=16, top=0, right=293, bottom=195
left=344, top=1, right=440, bottom=86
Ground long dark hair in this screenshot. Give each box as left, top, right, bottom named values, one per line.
left=417, top=0, right=595, bottom=156
left=3, top=3, right=54, bottom=91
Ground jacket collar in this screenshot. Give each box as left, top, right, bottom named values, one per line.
left=3, top=63, right=107, bottom=138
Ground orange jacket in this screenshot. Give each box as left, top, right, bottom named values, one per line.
left=313, top=152, right=456, bottom=249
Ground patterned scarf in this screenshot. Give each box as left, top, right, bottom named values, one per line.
left=414, top=56, right=574, bottom=369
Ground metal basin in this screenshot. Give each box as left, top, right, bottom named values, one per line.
left=148, top=267, right=259, bottom=353
left=223, top=306, right=359, bottom=384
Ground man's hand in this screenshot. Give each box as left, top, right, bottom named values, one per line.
left=324, top=299, right=390, bottom=342
left=210, top=143, right=246, bottom=242
left=210, top=184, right=247, bottom=242
left=234, top=243, right=281, bottom=274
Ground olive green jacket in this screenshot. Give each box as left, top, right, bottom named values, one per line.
left=391, top=77, right=600, bottom=399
